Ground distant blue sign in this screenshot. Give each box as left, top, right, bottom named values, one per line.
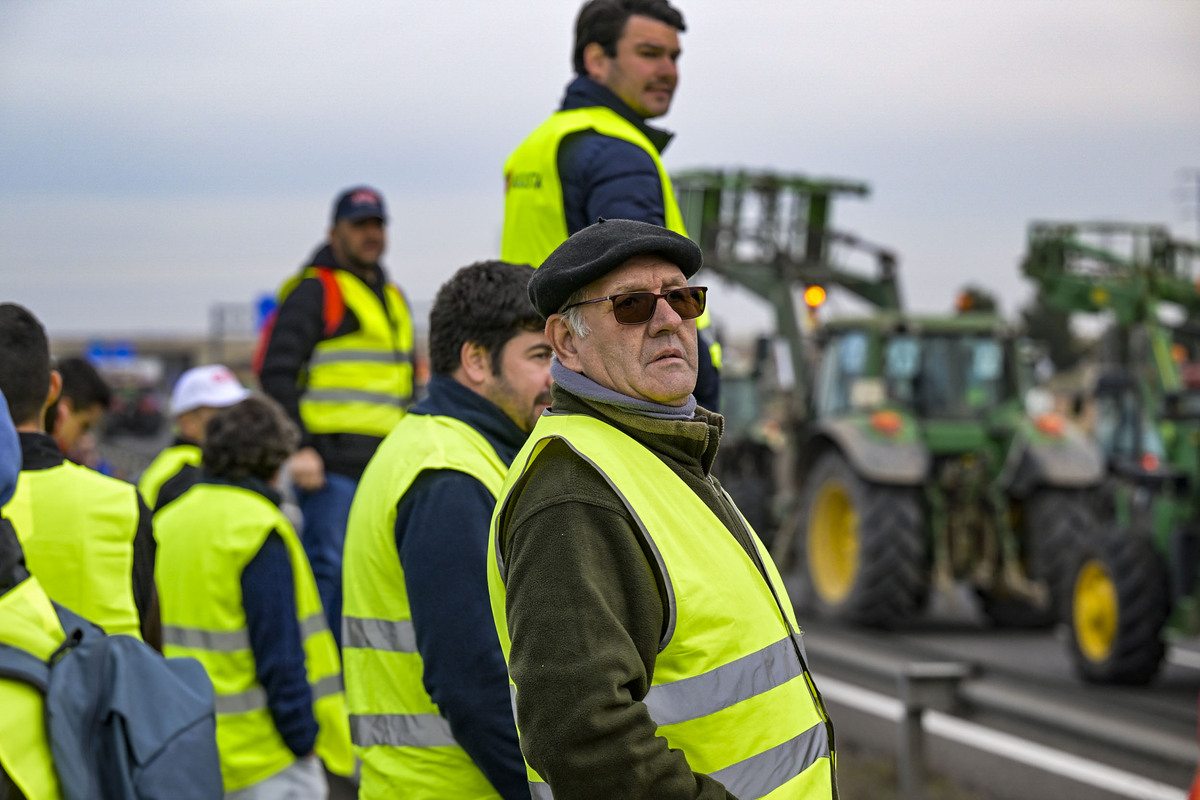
left=255, top=293, right=277, bottom=332
left=86, top=339, right=136, bottom=366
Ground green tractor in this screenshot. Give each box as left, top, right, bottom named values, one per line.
left=675, top=169, right=1103, bottom=629
left=1022, top=222, right=1200, bottom=683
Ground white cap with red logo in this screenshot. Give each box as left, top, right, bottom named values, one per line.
left=170, top=365, right=251, bottom=416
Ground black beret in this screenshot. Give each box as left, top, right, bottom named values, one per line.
left=529, top=218, right=703, bottom=318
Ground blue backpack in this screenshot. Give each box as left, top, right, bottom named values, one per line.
left=0, top=603, right=223, bottom=800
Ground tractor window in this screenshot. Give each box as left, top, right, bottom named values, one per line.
left=1093, top=389, right=1165, bottom=461
left=816, top=331, right=869, bottom=416
left=884, top=336, right=920, bottom=405
left=915, top=336, right=1007, bottom=417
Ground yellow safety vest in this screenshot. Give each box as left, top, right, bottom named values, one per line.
left=4, top=465, right=142, bottom=640
left=155, top=483, right=354, bottom=792
left=489, top=414, right=834, bottom=799
left=502, top=106, right=687, bottom=268
left=137, top=443, right=201, bottom=510
left=501, top=106, right=719, bottom=367
left=279, top=267, right=415, bottom=438
left=0, top=576, right=66, bottom=800
left=343, top=413, right=508, bottom=800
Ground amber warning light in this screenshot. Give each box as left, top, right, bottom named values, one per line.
left=804, top=285, right=827, bottom=308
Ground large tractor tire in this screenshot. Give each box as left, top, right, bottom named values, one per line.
left=1067, top=528, right=1170, bottom=685
left=979, top=489, right=1092, bottom=628
left=800, top=451, right=927, bottom=627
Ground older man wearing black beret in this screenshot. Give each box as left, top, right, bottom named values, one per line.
left=486, top=219, right=838, bottom=800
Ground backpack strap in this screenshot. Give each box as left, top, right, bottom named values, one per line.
left=0, top=603, right=93, bottom=692
left=0, top=643, right=50, bottom=694
left=312, top=267, right=345, bottom=337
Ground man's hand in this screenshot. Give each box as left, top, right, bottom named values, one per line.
left=289, top=447, right=326, bottom=491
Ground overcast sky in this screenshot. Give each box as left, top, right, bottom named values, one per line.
left=2, top=1, right=1197, bottom=341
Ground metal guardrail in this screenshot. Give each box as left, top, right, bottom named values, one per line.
left=811, top=636, right=1197, bottom=799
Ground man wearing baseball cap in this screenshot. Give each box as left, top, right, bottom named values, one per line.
left=258, top=186, right=415, bottom=648
left=487, top=219, right=837, bottom=798
left=137, top=364, right=250, bottom=513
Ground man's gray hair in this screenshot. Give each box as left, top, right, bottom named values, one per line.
left=558, top=286, right=591, bottom=339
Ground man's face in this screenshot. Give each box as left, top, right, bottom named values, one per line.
left=483, top=329, right=554, bottom=433
left=554, top=255, right=698, bottom=406
left=178, top=406, right=221, bottom=445
left=329, top=217, right=386, bottom=272
left=588, top=14, right=680, bottom=119
left=56, top=401, right=104, bottom=451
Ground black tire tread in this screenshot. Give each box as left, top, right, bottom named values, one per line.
left=801, top=451, right=928, bottom=628
left=1069, top=529, right=1170, bottom=685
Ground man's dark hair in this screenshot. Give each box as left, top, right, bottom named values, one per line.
left=428, top=261, right=542, bottom=376
left=202, top=396, right=299, bottom=482
left=44, top=357, right=112, bottom=431
left=573, top=0, right=686, bottom=75
left=58, top=357, right=112, bottom=410
left=0, top=304, right=52, bottom=427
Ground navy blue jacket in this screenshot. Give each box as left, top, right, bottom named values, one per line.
left=394, top=375, right=530, bottom=800
left=557, top=76, right=675, bottom=237
left=556, top=77, right=721, bottom=412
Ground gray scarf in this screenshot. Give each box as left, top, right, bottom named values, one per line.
left=551, top=358, right=697, bottom=421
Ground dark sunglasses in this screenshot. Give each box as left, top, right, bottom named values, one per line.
left=561, top=286, right=707, bottom=325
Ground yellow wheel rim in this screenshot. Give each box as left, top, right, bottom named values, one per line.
left=808, top=480, right=860, bottom=603
left=1073, top=558, right=1118, bottom=663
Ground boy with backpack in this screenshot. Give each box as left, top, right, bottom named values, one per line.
left=0, top=386, right=222, bottom=800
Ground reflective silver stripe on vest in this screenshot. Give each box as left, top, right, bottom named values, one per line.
left=349, top=713, right=458, bottom=748
left=642, top=634, right=803, bottom=726
left=302, top=389, right=407, bottom=407
left=214, top=673, right=340, bottom=716
left=309, top=350, right=412, bottom=366
left=163, top=625, right=250, bottom=652
left=214, top=686, right=268, bottom=715
left=528, top=782, right=554, bottom=800
left=311, top=672, right=343, bottom=700
left=166, top=616, right=325, bottom=652
left=710, top=721, right=829, bottom=800
left=299, top=612, right=329, bottom=640
left=342, top=616, right=416, bottom=653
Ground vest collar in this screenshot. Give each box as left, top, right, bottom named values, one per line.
left=411, top=374, right=528, bottom=465
left=560, top=75, right=674, bottom=153
left=199, top=473, right=283, bottom=507
left=549, top=383, right=723, bottom=477
left=17, top=432, right=63, bottom=471
left=305, top=243, right=389, bottom=289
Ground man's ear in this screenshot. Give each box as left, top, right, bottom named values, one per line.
left=583, top=42, right=610, bottom=82
left=546, top=315, right=582, bottom=372
left=459, top=341, right=493, bottom=385
left=46, top=371, right=62, bottom=412
left=36, top=370, right=64, bottom=431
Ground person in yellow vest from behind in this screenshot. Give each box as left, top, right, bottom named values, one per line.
left=488, top=219, right=837, bottom=798
left=0, top=303, right=160, bottom=651
left=343, top=261, right=552, bottom=800
left=0, top=385, right=65, bottom=800
left=501, top=0, right=721, bottom=412
left=155, top=396, right=353, bottom=798
left=138, top=364, right=250, bottom=513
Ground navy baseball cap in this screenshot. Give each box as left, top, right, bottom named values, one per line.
left=332, top=186, right=388, bottom=224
